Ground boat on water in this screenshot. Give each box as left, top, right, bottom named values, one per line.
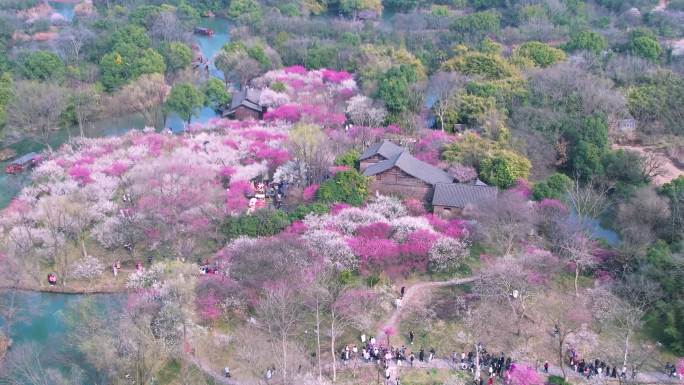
left=194, top=27, right=215, bottom=36
left=5, top=152, right=41, bottom=174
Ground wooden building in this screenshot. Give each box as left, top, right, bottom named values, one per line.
left=221, top=88, right=264, bottom=120
left=432, top=181, right=497, bottom=217
left=360, top=142, right=453, bottom=202
left=360, top=140, right=498, bottom=215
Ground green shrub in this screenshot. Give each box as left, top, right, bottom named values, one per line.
left=221, top=209, right=291, bottom=239
left=334, top=149, right=360, bottom=168
left=532, top=173, right=572, bottom=200
left=548, top=375, right=571, bottom=385
left=318, top=170, right=370, bottom=206
left=288, top=203, right=329, bottom=221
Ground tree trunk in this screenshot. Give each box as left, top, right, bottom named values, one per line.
left=330, top=314, right=337, bottom=382
left=622, top=331, right=630, bottom=369
left=315, top=299, right=322, bottom=382
left=574, top=264, right=580, bottom=297
left=558, top=334, right=566, bottom=380
left=282, top=335, right=288, bottom=385
left=474, top=344, right=481, bottom=380
left=81, top=237, right=88, bottom=259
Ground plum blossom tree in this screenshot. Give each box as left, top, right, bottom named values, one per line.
left=509, top=364, right=544, bottom=385
left=345, top=94, right=387, bottom=127
left=71, top=255, right=104, bottom=281
left=428, top=237, right=469, bottom=273
left=302, top=230, right=357, bottom=270
left=366, top=195, right=407, bottom=219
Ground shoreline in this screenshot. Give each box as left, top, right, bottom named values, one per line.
left=0, top=283, right=130, bottom=295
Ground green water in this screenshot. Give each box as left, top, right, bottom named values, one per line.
left=0, top=18, right=232, bottom=209
left=0, top=291, right=124, bottom=382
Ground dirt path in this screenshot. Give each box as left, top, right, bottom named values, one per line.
left=374, top=276, right=478, bottom=343
left=372, top=275, right=681, bottom=385
left=612, top=144, right=684, bottom=185
left=186, top=353, right=238, bottom=385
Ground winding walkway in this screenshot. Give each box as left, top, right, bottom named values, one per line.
left=375, top=276, right=478, bottom=342
left=186, top=353, right=238, bottom=385
left=372, top=276, right=681, bottom=385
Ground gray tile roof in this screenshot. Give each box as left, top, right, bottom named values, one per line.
left=432, top=183, right=497, bottom=208
left=363, top=150, right=453, bottom=185
left=359, top=140, right=404, bottom=161
left=227, top=88, right=262, bottom=113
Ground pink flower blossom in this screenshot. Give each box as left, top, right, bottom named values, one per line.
left=509, top=364, right=543, bottom=385
left=264, top=104, right=301, bottom=122
left=355, top=222, right=391, bottom=239
left=537, top=198, right=567, bottom=213
left=400, top=230, right=439, bottom=258
left=285, top=221, right=307, bottom=234
left=219, top=166, right=236, bottom=178
left=511, top=179, right=532, bottom=199
left=303, top=184, right=320, bottom=201
left=404, top=198, right=427, bottom=216
left=283, top=65, right=307, bottom=74
left=68, top=165, right=93, bottom=185
left=321, top=69, right=352, bottom=84
left=226, top=180, right=253, bottom=213
left=425, top=214, right=468, bottom=238
left=386, top=124, right=402, bottom=134
left=104, top=162, right=129, bottom=177
left=331, top=203, right=351, bottom=215
left=196, top=290, right=222, bottom=322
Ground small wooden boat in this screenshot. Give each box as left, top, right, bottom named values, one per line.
left=193, top=27, right=215, bottom=36
left=5, top=152, right=41, bottom=174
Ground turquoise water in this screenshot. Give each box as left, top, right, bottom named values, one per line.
left=0, top=291, right=123, bottom=382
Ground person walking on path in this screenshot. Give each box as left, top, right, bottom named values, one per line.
left=409, top=330, right=414, bottom=345
left=544, top=360, right=549, bottom=373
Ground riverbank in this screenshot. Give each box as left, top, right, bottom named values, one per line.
left=0, top=269, right=134, bottom=294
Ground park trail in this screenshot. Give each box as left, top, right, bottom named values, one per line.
left=372, top=276, right=681, bottom=385
left=188, top=275, right=680, bottom=384
left=186, top=353, right=238, bottom=385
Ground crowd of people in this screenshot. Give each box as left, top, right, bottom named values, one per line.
left=567, top=349, right=628, bottom=380
left=339, top=333, right=524, bottom=385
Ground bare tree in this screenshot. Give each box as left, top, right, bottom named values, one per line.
left=57, top=25, right=94, bottom=65
left=288, top=123, right=332, bottom=185
left=616, top=187, right=671, bottom=248
left=71, top=85, right=101, bottom=139
left=429, top=71, right=463, bottom=131
left=477, top=191, right=535, bottom=256
left=639, top=152, right=662, bottom=183
left=5, top=81, right=69, bottom=151
left=542, top=293, right=592, bottom=380
left=556, top=226, right=598, bottom=297
left=473, top=255, right=544, bottom=336
left=215, top=51, right=261, bottom=89
left=0, top=343, right=50, bottom=385
left=258, top=283, right=304, bottom=385
left=114, top=73, right=170, bottom=127
left=565, top=177, right=612, bottom=223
